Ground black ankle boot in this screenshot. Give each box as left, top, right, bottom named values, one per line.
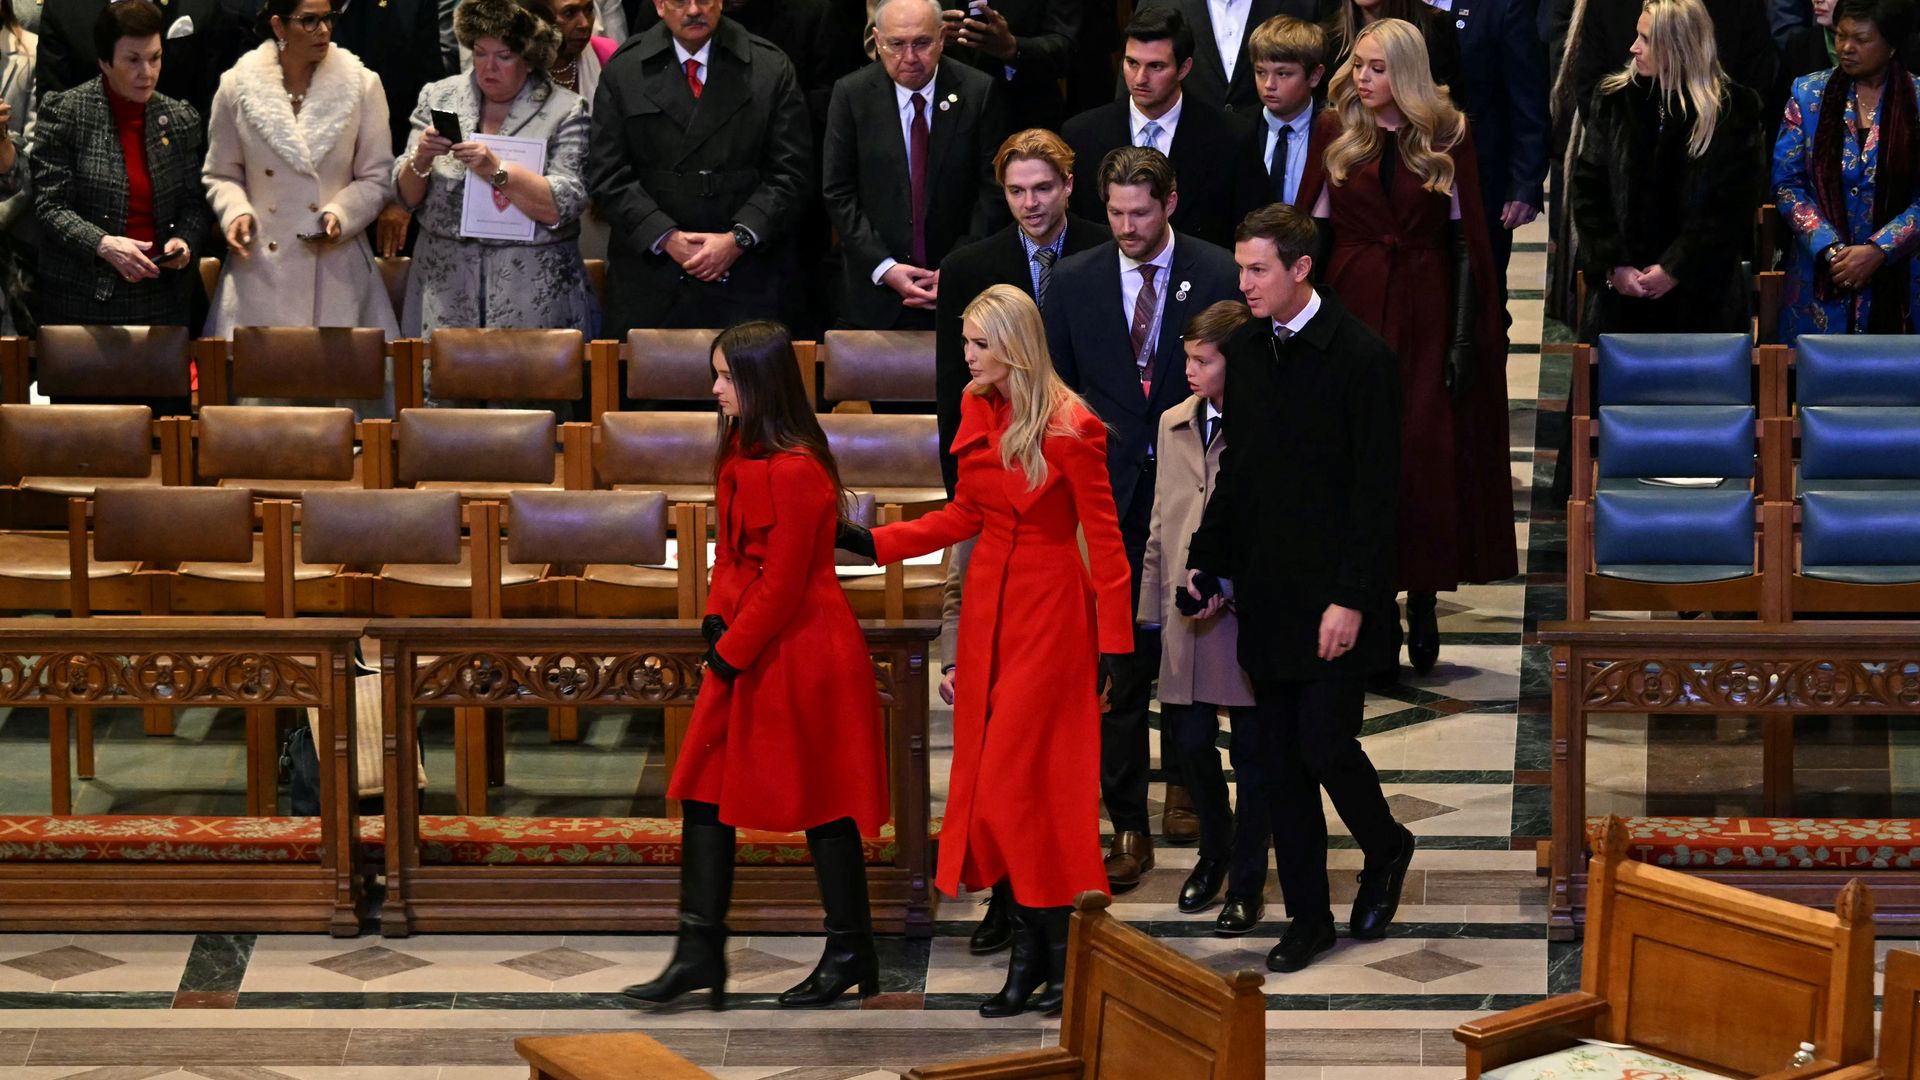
left=1029, top=906, right=1072, bottom=1016
left=978, top=904, right=1047, bottom=1018
left=622, top=822, right=734, bottom=1009
left=779, top=828, right=879, bottom=1007
left=969, top=880, right=1013, bottom=954
left=1406, top=591, right=1439, bottom=675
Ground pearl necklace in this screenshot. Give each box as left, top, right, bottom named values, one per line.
left=553, top=58, right=578, bottom=90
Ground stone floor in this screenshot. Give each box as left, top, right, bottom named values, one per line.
left=0, top=215, right=1861, bottom=1078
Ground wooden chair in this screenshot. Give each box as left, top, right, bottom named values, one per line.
left=819, top=411, right=947, bottom=512
left=185, top=405, right=386, bottom=496
left=34, top=324, right=193, bottom=408
left=516, top=1033, right=718, bottom=1080
left=415, top=327, right=587, bottom=419
left=1455, top=816, right=1876, bottom=1079
left=197, top=326, right=408, bottom=413
left=390, top=406, right=575, bottom=498
left=1823, top=949, right=1920, bottom=1080
left=0, top=334, right=27, bottom=404
left=590, top=328, right=816, bottom=419
left=821, top=329, right=935, bottom=412
left=906, top=892, right=1265, bottom=1078
left=0, top=403, right=180, bottom=528
left=591, top=411, right=719, bottom=504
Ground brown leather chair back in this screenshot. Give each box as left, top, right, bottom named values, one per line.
left=198, top=405, right=355, bottom=482
left=625, top=329, right=719, bottom=402
left=37, top=325, right=192, bottom=399
left=584, top=259, right=607, bottom=310
left=821, top=330, right=935, bottom=404
left=508, top=490, right=668, bottom=566
left=93, top=486, right=255, bottom=563
left=302, top=489, right=462, bottom=566
left=396, top=408, right=556, bottom=486
left=429, top=328, right=586, bottom=402
left=597, top=412, right=717, bottom=487
left=376, top=257, right=410, bottom=322
left=198, top=257, right=221, bottom=302
left=819, top=413, right=942, bottom=491
left=230, top=326, right=389, bottom=402
left=0, top=403, right=154, bottom=484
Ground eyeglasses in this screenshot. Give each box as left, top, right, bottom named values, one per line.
left=657, top=0, right=720, bottom=9
left=287, top=12, right=336, bottom=31
left=878, top=37, right=938, bottom=57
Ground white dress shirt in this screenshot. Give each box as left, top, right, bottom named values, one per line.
left=1273, top=287, right=1323, bottom=338
left=1263, top=101, right=1313, bottom=206
left=873, top=73, right=941, bottom=283
left=1120, top=231, right=1178, bottom=364
left=1129, top=93, right=1184, bottom=155
left=673, top=38, right=712, bottom=86
left=1207, top=0, right=1253, bottom=83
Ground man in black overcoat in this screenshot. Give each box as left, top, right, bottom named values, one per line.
left=1184, top=203, right=1413, bottom=974
left=587, top=0, right=812, bottom=334
left=941, top=0, right=1080, bottom=135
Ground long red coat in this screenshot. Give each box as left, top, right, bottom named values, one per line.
left=873, top=391, right=1133, bottom=908
left=668, top=449, right=888, bottom=834
left=1319, top=114, right=1518, bottom=592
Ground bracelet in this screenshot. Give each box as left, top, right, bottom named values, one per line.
left=407, top=153, right=433, bottom=179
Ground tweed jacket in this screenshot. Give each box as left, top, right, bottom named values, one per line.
left=30, top=79, right=209, bottom=322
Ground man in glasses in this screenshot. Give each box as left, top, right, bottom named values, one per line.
left=36, top=0, right=251, bottom=133
left=823, top=0, right=1002, bottom=331
left=587, top=0, right=811, bottom=335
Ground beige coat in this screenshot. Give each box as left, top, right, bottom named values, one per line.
left=1139, top=394, right=1255, bottom=707
left=202, top=42, right=397, bottom=336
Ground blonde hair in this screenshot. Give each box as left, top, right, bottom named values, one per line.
left=1248, top=14, right=1327, bottom=70
left=1323, top=18, right=1465, bottom=195
left=1598, top=0, right=1726, bottom=158
left=962, top=285, right=1093, bottom=490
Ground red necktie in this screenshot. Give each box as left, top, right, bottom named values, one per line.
left=1131, top=265, right=1159, bottom=397
left=684, top=58, right=703, bottom=100
left=910, top=91, right=929, bottom=268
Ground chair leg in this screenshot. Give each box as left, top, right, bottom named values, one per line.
left=75, top=707, right=95, bottom=779
left=454, top=706, right=489, bottom=815
left=486, top=708, right=507, bottom=787
left=143, top=706, right=174, bottom=737
left=1762, top=716, right=1795, bottom=815
left=49, top=707, right=71, bottom=816
left=548, top=707, right=580, bottom=743
left=246, top=707, right=278, bottom=817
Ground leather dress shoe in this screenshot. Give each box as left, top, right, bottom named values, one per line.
left=1177, top=856, right=1226, bottom=913
left=1267, top=918, right=1337, bottom=973
left=1214, top=894, right=1264, bottom=935
left=1350, top=825, right=1416, bottom=940
left=1161, top=785, right=1201, bottom=844
left=1103, top=830, right=1154, bottom=891
left=1405, top=592, right=1439, bottom=675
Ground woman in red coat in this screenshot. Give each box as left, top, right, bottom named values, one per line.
left=1311, top=17, right=1517, bottom=676
left=840, top=285, right=1133, bottom=1018
left=623, top=321, right=888, bottom=1012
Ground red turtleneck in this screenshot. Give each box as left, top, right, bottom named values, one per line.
left=106, top=84, right=155, bottom=245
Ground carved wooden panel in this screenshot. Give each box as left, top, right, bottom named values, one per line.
left=0, top=650, right=325, bottom=705
left=1580, top=657, right=1920, bottom=711
left=401, top=649, right=904, bottom=707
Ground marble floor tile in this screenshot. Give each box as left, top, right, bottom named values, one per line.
left=1324, top=783, right=1514, bottom=838
left=1399, top=645, right=1523, bottom=705
left=0, top=936, right=195, bottom=992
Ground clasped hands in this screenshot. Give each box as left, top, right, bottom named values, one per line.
left=1182, top=570, right=1361, bottom=661
left=1607, top=263, right=1679, bottom=300
left=882, top=263, right=939, bottom=310
left=1826, top=243, right=1888, bottom=291
left=662, top=228, right=743, bottom=282
left=97, top=234, right=190, bottom=282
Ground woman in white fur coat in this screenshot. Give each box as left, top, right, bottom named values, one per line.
left=201, top=0, right=397, bottom=338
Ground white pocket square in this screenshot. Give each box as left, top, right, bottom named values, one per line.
left=166, top=15, right=195, bottom=39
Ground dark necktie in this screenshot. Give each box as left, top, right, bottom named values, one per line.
left=1131, top=265, right=1159, bottom=397
left=1269, top=122, right=1291, bottom=204
left=1033, top=246, right=1056, bottom=309
left=684, top=58, right=703, bottom=100
left=1202, top=412, right=1219, bottom=450
left=910, top=92, right=930, bottom=267
left=1273, top=324, right=1293, bottom=343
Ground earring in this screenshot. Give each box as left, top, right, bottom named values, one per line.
left=275, top=37, right=286, bottom=51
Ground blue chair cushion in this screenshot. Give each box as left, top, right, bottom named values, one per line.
left=1594, top=487, right=1755, bottom=575
left=1598, top=333, right=1751, bottom=405
left=1800, top=406, right=1920, bottom=480
left=1796, top=334, right=1920, bottom=406
left=1597, top=405, right=1755, bottom=480
left=1801, top=489, right=1920, bottom=583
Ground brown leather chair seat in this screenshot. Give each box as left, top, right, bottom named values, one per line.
left=610, top=481, right=712, bottom=503
left=214, top=472, right=363, bottom=499
left=382, top=543, right=543, bottom=589
left=413, top=476, right=561, bottom=499
left=17, top=471, right=164, bottom=496
left=177, top=537, right=341, bottom=583
left=0, top=531, right=136, bottom=581
left=580, top=562, right=678, bottom=589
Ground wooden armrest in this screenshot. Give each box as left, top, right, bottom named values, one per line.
left=1456, top=992, right=1608, bottom=1048
left=903, top=1047, right=1082, bottom=1080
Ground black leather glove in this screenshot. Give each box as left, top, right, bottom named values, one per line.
left=1445, top=221, right=1476, bottom=410
left=704, top=640, right=741, bottom=683
left=1175, top=571, right=1223, bottom=617
left=836, top=518, right=876, bottom=560
left=701, top=614, right=727, bottom=648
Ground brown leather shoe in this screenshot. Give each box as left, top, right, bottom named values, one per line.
left=1161, top=784, right=1201, bottom=844
left=1104, top=830, right=1155, bottom=890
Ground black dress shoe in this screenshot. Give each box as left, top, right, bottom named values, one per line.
left=969, top=881, right=1013, bottom=955
left=1349, top=825, right=1416, bottom=941
left=1177, top=857, right=1227, bottom=914
left=1266, top=918, right=1337, bottom=973
left=1406, top=592, right=1439, bottom=675
left=1214, top=895, right=1264, bottom=935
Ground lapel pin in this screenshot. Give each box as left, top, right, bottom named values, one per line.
left=948, top=93, right=958, bottom=103
left=158, top=114, right=168, bottom=126
left=161, top=136, right=170, bottom=146
left=939, top=100, right=950, bottom=111
left=1175, top=280, right=1190, bottom=301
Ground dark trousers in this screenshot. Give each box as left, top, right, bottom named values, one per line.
left=1162, top=700, right=1269, bottom=899
left=1100, top=476, right=1160, bottom=836
left=1236, top=677, right=1399, bottom=923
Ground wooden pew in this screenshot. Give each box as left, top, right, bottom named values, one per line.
left=1824, top=948, right=1920, bottom=1080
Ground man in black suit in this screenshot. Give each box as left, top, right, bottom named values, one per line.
left=941, top=0, right=1080, bottom=135
left=624, top=0, right=862, bottom=129
left=1044, top=145, right=1239, bottom=892
left=824, top=0, right=1004, bottom=331
left=1184, top=203, right=1413, bottom=974
left=587, top=0, right=812, bottom=334
left=1133, top=0, right=1328, bottom=115
left=1452, top=0, right=1549, bottom=283
left=36, top=0, right=250, bottom=130
left=1061, top=6, right=1245, bottom=250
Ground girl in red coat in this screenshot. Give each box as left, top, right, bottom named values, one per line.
left=840, top=285, right=1134, bottom=1018
left=1311, top=18, right=1517, bottom=675
left=623, top=322, right=889, bottom=1011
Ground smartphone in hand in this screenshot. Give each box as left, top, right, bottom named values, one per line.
left=430, top=108, right=462, bottom=144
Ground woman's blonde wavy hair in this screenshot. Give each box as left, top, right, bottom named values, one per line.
left=1323, top=18, right=1465, bottom=194
left=1597, top=0, right=1726, bottom=158
left=962, top=284, right=1094, bottom=491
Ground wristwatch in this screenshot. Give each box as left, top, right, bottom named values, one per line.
left=489, top=166, right=509, bottom=189
left=730, top=224, right=756, bottom=250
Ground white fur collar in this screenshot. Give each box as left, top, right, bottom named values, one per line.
left=228, top=40, right=369, bottom=175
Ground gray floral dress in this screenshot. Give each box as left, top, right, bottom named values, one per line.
left=395, top=74, right=598, bottom=342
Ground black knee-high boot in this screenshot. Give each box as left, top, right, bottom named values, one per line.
left=622, top=820, right=734, bottom=1009
left=1029, top=906, right=1072, bottom=1016
left=979, top=903, right=1048, bottom=1018
left=779, top=824, right=879, bottom=1007
left=1406, top=591, right=1439, bottom=675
